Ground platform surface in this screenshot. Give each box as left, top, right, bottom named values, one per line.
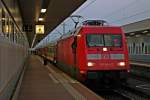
left=18, top=55, right=103, bottom=100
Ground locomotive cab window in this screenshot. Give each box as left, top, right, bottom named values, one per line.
left=86, top=34, right=104, bottom=46
left=104, top=35, right=122, bottom=46
left=86, top=34, right=122, bottom=47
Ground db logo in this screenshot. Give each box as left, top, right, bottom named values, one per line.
left=102, top=54, right=110, bottom=59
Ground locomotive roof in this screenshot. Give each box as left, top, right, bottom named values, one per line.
left=58, top=25, right=122, bottom=41
left=82, top=20, right=108, bottom=26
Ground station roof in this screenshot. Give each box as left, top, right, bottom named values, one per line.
left=18, top=0, right=86, bottom=47
left=122, top=18, right=150, bottom=36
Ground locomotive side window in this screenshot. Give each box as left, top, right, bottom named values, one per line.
left=86, top=34, right=122, bottom=47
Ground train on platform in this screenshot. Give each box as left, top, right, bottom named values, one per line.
left=37, top=20, right=130, bottom=84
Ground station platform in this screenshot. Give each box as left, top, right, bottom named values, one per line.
left=130, top=61, right=150, bottom=68
left=18, top=55, right=103, bottom=100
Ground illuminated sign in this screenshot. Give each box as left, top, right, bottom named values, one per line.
left=35, top=25, right=44, bottom=34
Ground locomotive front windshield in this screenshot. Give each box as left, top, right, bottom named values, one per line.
left=86, top=34, right=122, bottom=47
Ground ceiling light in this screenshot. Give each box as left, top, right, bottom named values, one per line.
left=130, top=33, right=135, bottom=35
left=41, top=9, right=46, bottom=13
left=142, top=30, right=148, bottom=33
left=38, top=18, right=44, bottom=21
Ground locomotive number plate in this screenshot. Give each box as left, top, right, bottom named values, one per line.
left=101, top=54, right=110, bottom=59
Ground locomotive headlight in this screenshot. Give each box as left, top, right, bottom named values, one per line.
left=103, top=47, right=108, bottom=51
left=87, top=62, right=94, bottom=66
left=118, top=62, right=125, bottom=66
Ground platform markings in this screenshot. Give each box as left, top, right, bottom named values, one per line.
left=77, top=82, right=105, bottom=100
left=46, top=65, right=87, bottom=100
left=130, top=62, right=150, bottom=67
left=48, top=73, right=59, bottom=84
left=61, top=73, right=79, bottom=84
left=136, top=84, right=150, bottom=90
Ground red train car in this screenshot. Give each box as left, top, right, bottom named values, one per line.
left=40, top=20, right=130, bottom=83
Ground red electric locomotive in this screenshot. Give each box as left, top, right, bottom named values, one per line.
left=41, top=20, right=130, bottom=84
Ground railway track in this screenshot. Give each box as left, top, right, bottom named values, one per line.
left=87, top=80, right=150, bottom=100
left=97, top=86, right=150, bottom=100
left=85, top=67, right=150, bottom=100
left=114, top=86, right=150, bottom=100
left=130, top=63, right=150, bottom=80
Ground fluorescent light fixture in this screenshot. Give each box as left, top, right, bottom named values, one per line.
left=142, top=30, right=148, bottom=33
left=41, top=9, right=46, bottom=13
left=38, top=18, right=44, bottom=21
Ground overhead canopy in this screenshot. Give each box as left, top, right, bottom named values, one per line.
left=18, top=0, right=86, bottom=47
left=122, top=18, right=150, bottom=33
